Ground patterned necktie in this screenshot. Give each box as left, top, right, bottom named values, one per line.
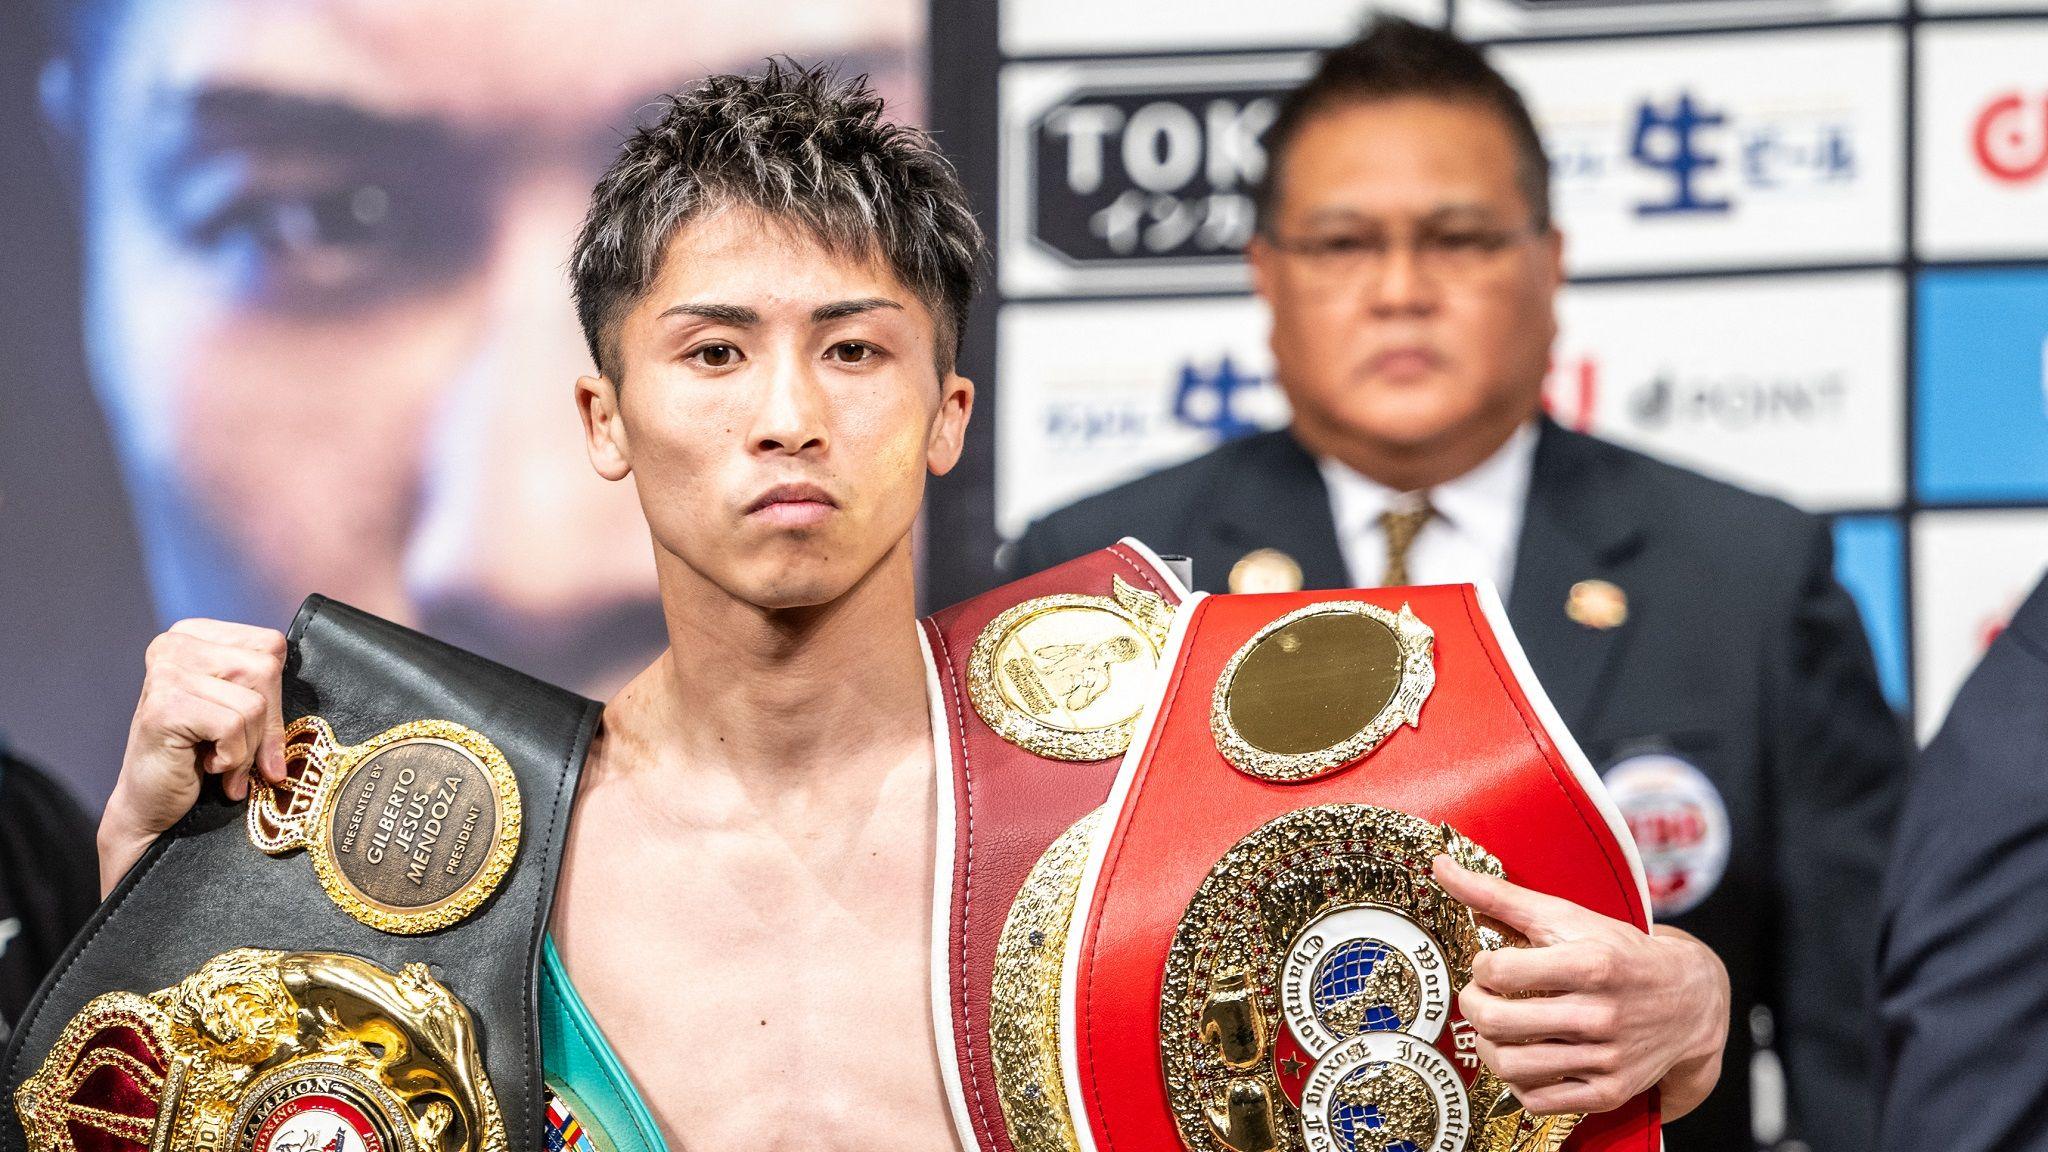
left=1378, top=500, right=1433, bottom=587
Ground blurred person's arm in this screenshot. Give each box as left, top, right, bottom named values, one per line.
left=1765, top=519, right=1908, bottom=1152
left=0, top=751, right=99, bottom=1026
left=1877, top=576, right=2048, bottom=1152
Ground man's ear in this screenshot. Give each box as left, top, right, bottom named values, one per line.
left=926, top=371, right=975, bottom=477
left=1245, top=233, right=1276, bottom=303
left=576, top=374, right=632, bottom=481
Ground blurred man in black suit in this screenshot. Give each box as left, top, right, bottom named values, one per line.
left=1012, top=19, right=1906, bottom=1151
left=1877, top=574, right=2048, bottom=1152
left=0, top=746, right=97, bottom=1041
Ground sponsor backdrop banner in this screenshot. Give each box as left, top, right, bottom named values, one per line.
left=962, top=0, right=2048, bottom=748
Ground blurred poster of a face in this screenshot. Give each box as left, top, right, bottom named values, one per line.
left=44, top=0, right=923, bottom=697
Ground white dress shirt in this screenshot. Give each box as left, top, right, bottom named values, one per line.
left=1316, top=421, right=1539, bottom=598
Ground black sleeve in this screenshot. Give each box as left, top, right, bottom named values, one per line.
left=0, top=753, right=100, bottom=1032
left=1765, top=519, right=1909, bottom=1152
left=1876, top=579, right=2048, bottom=1152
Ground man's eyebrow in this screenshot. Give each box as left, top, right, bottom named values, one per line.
left=812, top=298, right=904, bottom=323
left=657, top=303, right=761, bottom=325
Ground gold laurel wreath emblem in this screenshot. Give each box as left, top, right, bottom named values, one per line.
left=1212, top=601, right=1437, bottom=783
left=14, top=949, right=508, bottom=1152
left=968, top=575, right=1175, bottom=762
left=247, top=715, right=522, bottom=935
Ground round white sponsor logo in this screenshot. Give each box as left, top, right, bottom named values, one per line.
left=1281, top=905, right=1452, bottom=1055
left=1603, top=753, right=1731, bottom=918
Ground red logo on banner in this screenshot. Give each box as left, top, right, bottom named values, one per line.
left=1974, top=92, right=2048, bottom=184
left=1542, top=355, right=1600, bottom=434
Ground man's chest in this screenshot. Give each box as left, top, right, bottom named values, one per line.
left=553, top=824, right=961, bottom=1150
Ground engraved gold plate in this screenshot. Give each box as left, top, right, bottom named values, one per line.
left=1212, top=602, right=1435, bottom=783
left=249, top=716, right=522, bottom=935
left=1159, top=804, right=1579, bottom=1152
left=990, top=808, right=1105, bottom=1152
left=968, top=576, right=1175, bottom=762
left=15, top=948, right=507, bottom=1152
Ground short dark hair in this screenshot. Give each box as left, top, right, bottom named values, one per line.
left=1255, top=18, right=1552, bottom=233
left=570, top=60, right=984, bottom=383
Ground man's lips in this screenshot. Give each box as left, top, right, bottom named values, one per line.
left=1366, top=346, right=1445, bottom=381
left=745, top=483, right=839, bottom=528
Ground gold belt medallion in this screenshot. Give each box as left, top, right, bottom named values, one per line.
left=1159, top=805, right=1578, bottom=1152
left=14, top=949, right=507, bottom=1152
left=248, top=717, right=522, bottom=935
left=1211, top=603, right=1436, bottom=783
left=968, top=576, right=1174, bottom=762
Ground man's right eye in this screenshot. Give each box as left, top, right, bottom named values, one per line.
left=690, top=343, right=741, bottom=368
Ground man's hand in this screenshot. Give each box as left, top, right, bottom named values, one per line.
left=99, top=620, right=290, bottom=897
left=1433, top=854, right=1728, bottom=1121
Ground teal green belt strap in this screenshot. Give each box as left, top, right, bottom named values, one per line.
left=540, top=934, right=671, bottom=1152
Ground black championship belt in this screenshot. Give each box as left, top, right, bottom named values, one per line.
left=0, top=595, right=598, bottom=1152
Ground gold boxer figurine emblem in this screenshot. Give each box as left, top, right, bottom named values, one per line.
left=15, top=948, right=507, bottom=1152
left=968, top=575, right=1174, bottom=762
left=248, top=716, right=522, bottom=935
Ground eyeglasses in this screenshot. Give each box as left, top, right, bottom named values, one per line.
left=1262, top=222, right=1547, bottom=285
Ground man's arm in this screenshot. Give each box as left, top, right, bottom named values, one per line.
left=98, top=619, right=290, bottom=896
left=1877, top=580, right=2048, bottom=1152
left=1765, top=519, right=1908, bottom=1151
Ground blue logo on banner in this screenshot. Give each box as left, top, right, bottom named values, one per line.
left=1831, top=515, right=1907, bottom=712
left=1173, top=354, right=1265, bottom=440
left=1917, top=268, right=2048, bottom=502
left=1631, top=93, right=1732, bottom=216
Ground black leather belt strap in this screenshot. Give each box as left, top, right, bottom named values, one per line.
left=0, top=595, right=600, bottom=1150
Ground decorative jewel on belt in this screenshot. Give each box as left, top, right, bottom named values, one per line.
left=969, top=575, right=1175, bottom=762
left=1160, top=804, right=1579, bottom=1152
left=14, top=948, right=508, bottom=1152
left=248, top=716, right=522, bottom=935
left=1212, top=602, right=1435, bottom=783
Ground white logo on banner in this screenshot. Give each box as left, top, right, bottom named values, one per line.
left=1001, top=0, right=1443, bottom=57
left=995, top=297, right=1285, bottom=538
left=1000, top=55, right=1312, bottom=296
left=1912, top=510, right=2048, bottom=742
left=1457, top=0, right=1898, bottom=37
left=1916, top=21, right=2048, bottom=259
left=1543, top=271, right=1904, bottom=511
left=1492, top=27, right=1904, bottom=275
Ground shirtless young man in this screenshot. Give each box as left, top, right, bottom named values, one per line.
left=90, top=65, right=1729, bottom=1150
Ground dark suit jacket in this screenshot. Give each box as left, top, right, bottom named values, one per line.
left=0, top=751, right=97, bottom=1042
left=1877, top=574, right=2048, bottom=1152
left=1012, top=421, right=1907, bottom=1152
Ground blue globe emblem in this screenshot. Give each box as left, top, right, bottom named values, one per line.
left=1327, top=1060, right=1438, bottom=1152
left=1311, top=937, right=1424, bottom=1039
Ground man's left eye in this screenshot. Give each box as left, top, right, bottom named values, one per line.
left=829, top=342, right=876, bottom=364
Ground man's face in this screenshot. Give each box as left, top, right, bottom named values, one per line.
left=61, top=0, right=919, bottom=689
left=581, top=209, right=971, bottom=612
left=1247, top=97, right=1563, bottom=469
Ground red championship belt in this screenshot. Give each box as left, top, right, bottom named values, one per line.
left=1060, top=584, right=1656, bottom=1152
left=921, top=538, right=1188, bottom=1152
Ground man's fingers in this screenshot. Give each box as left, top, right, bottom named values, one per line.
left=1432, top=855, right=1587, bottom=946
left=150, top=629, right=288, bottom=782
left=1510, top=1076, right=1636, bottom=1117
left=1469, top=939, right=1623, bottom=997
left=1478, top=1036, right=1621, bottom=1087
left=167, top=618, right=289, bottom=658
left=1460, top=983, right=1617, bottom=1043
left=173, top=668, right=268, bottom=787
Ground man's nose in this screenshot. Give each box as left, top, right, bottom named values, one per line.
left=748, top=354, right=831, bottom=457
left=403, top=177, right=661, bottom=689
left=1367, top=241, right=1439, bottom=317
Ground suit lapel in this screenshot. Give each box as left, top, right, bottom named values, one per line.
left=1195, top=432, right=1350, bottom=593
left=1507, top=421, right=1644, bottom=733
